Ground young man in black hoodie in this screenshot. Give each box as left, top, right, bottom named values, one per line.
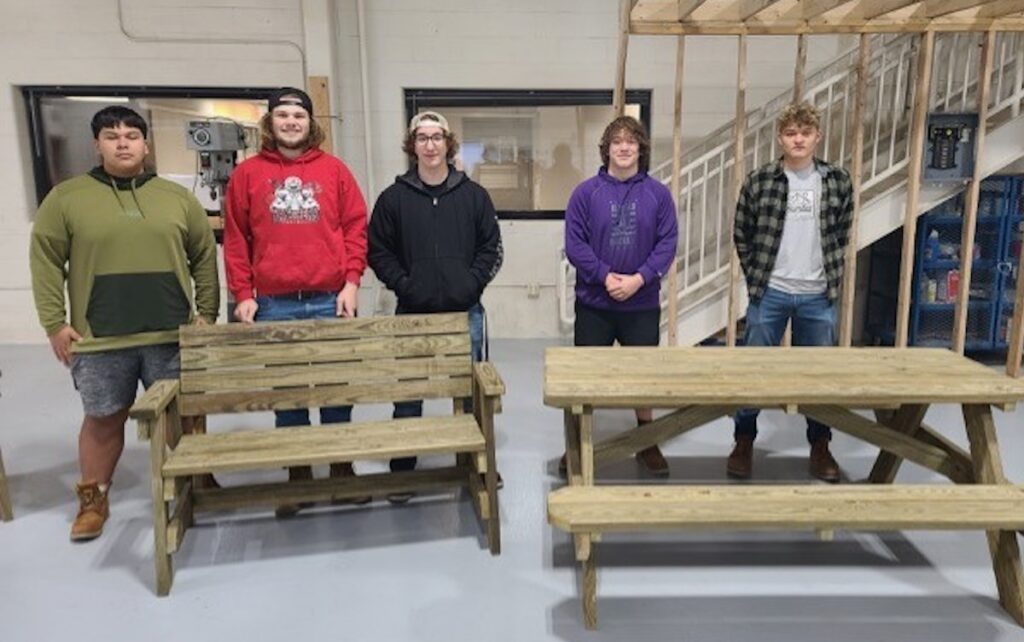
left=368, top=111, right=503, bottom=502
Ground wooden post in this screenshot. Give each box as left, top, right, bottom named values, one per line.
left=668, top=35, right=685, bottom=346
left=727, top=33, right=748, bottom=347
left=793, top=33, right=808, bottom=102
left=308, top=75, right=333, bottom=154
left=895, top=31, right=935, bottom=348
left=839, top=34, right=871, bottom=347
left=613, top=0, right=633, bottom=116
left=1009, top=228, right=1024, bottom=376
left=783, top=33, right=809, bottom=348
left=954, top=31, right=995, bottom=355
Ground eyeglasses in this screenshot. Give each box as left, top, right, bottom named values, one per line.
left=415, top=133, right=445, bottom=146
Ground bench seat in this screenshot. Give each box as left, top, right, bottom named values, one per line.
left=164, top=415, right=486, bottom=476
left=548, top=484, right=1024, bottom=533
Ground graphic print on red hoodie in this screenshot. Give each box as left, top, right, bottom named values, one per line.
left=224, top=147, right=368, bottom=302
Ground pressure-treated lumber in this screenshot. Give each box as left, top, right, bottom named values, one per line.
left=549, top=485, right=1024, bottom=532
left=954, top=30, right=995, bottom=354
left=895, top=31, right=935, bottom=347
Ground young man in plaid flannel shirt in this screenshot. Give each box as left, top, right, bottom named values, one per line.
left=729, top=102, right=853, bottom=483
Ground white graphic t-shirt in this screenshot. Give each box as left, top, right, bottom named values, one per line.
left=768, top=164, right=827, bottom=295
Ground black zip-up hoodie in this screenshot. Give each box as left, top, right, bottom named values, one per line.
left=368, top=166, right=503, bottom=313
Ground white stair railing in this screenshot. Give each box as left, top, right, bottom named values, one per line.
left=558, top=32, right=1024, bottom=336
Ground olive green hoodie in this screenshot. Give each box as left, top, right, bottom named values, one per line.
left=30, top=167, right=220, bottom=353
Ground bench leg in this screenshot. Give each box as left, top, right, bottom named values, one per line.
left=964, top=403, right=1024, bottom=625
left=148, top=415, right=174, bottom=596
left=0, top=448, right=12, bottom=522
left=582, top=547, right=598, bottom=630
left=475, top=394, right=501, bottom=555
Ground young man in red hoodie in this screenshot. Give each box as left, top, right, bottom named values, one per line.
left=224, top=87, right=368, bottom=517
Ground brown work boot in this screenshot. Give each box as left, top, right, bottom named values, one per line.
left=635, top=445, right=669, bottom=478
left=726, top=436, right=754, bottom=479
left=70, top=482, right=109, bottom=542
left=275, top=465, right=314, bottom=518
left=809, top=439, right=840, bottom=483
left=329, top=462, right=371, bottom=505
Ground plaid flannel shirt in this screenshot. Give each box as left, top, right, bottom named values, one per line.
left=733, top=158, right=853, bottom=302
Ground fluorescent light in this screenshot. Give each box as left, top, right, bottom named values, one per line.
left=65, top=96, right=130, bottom=103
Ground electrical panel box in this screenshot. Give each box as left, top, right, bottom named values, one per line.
left=923, top=112, right=978, bottom=182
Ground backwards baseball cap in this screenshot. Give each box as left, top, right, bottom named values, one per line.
left=268, top=87, right=313, bottom=115
left=408, top=111, right=450, bottom=134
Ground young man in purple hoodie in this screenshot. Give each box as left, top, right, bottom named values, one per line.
left=562, top=116, right=679, bottom=476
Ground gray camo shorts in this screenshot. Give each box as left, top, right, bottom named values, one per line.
left=70, top=343, right=180, bottom=417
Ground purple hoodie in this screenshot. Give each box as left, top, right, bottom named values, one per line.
left=565, top=168, right=678, bottom=311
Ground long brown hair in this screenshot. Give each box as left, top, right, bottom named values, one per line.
left=599, top=116, right=650, bottom=173
left=259, top=111, right=326, bottom=151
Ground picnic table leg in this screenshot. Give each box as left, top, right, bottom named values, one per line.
left=867, top=404, right=928, bottom=483
left=582, top=549, right=598, bottom=629
left=963, top=403, right=1024, bottom=625
left=576, top=406, right=599, bottom=627
left=564, top=409, right=581, bottom=485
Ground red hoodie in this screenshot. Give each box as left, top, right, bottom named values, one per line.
left=224, top=147, right=368, bottom=301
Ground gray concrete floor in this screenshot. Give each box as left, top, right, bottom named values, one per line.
left=3, top=339, right=1024, bottom=641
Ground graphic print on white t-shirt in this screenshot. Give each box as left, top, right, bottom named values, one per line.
left=769, top=165, right=826, bottom=294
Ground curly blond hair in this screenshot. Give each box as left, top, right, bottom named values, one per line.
left=776, top=102, right=821, bottom=133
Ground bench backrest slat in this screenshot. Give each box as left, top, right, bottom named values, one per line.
left=179, top=313, right=471, bottom=415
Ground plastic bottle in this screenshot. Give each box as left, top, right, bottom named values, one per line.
left=927, top=278, right=937, bottom=303
left=937, top=272, right=948, bottom=302
left=926, top=229, right=940, bottom=261
left=947, top=269, right=959, bottom=302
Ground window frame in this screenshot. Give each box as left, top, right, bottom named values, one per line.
left=404, top=88, right=653, bottom=220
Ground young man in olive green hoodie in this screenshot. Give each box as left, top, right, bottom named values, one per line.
left=30, top=106, right=219, bottom=541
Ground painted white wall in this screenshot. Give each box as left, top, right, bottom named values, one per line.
left=0, top=0, right=849, bottom=342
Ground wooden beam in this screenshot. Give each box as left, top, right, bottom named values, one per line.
left=948, top=0, right=1024, bottom=18
left=793, top=33, right=808, bottom=100
left=668, top=35, right=685, bottom=346
left=839, top=34, right=870, bottom=348
left=920, top=0, right=1000, bottom=19
left=709, top=0, right=785, bottom=21
left=727, top=33, right=748, bottom=348
left=678, top=0, right=711, bottom=20
left=895, top=31, right=934, bottom=348
left=628, top=14, right=1024, bottom=33
left=307, top=76, right=333, bottom=155
left=860, top=0, right=927, bottom=20
left=1009, top=215, right=1024, bottom=375
left=954, top=31, right=995, bottom=355
left=613, top=0, right=633, bottom=116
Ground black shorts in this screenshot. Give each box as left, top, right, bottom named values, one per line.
left=574, top=301, right=661, bottom=347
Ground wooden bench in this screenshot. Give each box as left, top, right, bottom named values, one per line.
left=129, top=312, right=504, bottom=596
left=544, top=346, right=1024, bottom=629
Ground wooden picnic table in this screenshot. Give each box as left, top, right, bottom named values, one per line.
left=544, top=346, right=1024, bottom=629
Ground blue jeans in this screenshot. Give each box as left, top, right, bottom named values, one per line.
left=734, top=287, right=836, bottom=444
left=255, top=293, right=352, bottom=428
left=391, top=304, right=485, bottom=471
